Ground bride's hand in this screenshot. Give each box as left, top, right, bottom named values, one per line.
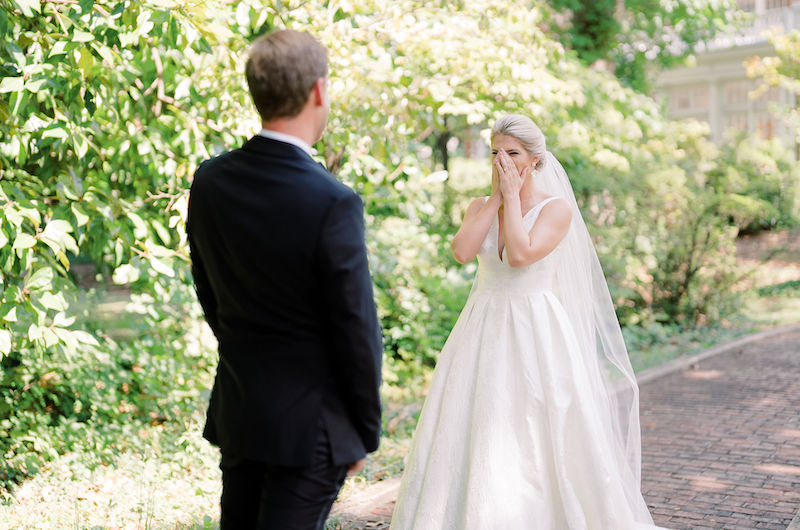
left=491, top=162, right=503, bottom=200
left=494, top=150, right=528, bottom=200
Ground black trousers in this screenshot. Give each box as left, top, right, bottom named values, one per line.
left=219, top=422, right=349, bottom=529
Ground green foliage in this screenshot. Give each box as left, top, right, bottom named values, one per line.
left=0, top=278, right=216, bottom=493
left=757, top=279, right=800, bottom=297
left=0, top=0, right=247, bottom=492
left=710, top=132, right=800, bottom=232
left=614, top=0, right=742, bottom=89
left=548, top=0, right=619, bottom=64
left=546, top=0, right=742, bottom=90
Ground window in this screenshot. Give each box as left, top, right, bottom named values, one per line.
left=670, top=85, right=710, bottom=112
left=724, top=81, right=750, bottom=106
left=765, top=0, right=789, bottom=10
left=672, top=87, right=691, bottom=111
left=755, top=112, right=778, bottom=139
left=737, top=0, right=756, bottom=11
left=726, top=112, right=748, bottom=132
left=755, top=85, right=782, bottom=104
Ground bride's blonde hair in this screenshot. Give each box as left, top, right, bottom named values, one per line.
left=491, top=114, right=547, bottom=170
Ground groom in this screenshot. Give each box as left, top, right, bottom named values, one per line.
left=187, top=29, right=383, bottom=529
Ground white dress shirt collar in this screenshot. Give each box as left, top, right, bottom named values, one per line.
left=257, top=128, right=314, bottom=156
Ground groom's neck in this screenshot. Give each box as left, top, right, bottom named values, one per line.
left=262, top=112, right=319, bottom=147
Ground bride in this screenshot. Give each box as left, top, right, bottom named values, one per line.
left=390, top=114, right=665, bottom=529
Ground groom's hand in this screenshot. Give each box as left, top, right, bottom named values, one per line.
left=347, top=457, right=366, bottom=476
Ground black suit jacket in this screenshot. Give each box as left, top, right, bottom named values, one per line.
left=187, top=135, right=383, bottom=467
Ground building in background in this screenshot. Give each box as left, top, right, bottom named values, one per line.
left=656, top=0, right=799, bottom=148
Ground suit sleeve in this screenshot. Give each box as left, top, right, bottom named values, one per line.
left=187, top=182, right=219, bottom=335
left=318, top=191, right=383, bottom=453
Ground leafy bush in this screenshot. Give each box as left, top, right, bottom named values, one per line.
left=0, top=0, right=240, bottom=493
left=0, top=281, right=215, bottom=494
left=711, top=132, right=800, bottom=232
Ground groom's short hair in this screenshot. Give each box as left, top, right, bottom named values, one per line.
left=246, top=30, right=328, bottom=122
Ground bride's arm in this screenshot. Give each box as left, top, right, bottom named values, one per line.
left=502, top=197, right=571, bottom=268
left=451, top=194, right=502, bottom=264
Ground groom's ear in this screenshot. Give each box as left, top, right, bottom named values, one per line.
left=312, top=77, right=327, bottom=107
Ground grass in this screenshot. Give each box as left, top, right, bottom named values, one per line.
left=624, top=282, right=800, bottom=374
left=0, top=411, right=222, bottom=529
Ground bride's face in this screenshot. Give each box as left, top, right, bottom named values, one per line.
left=491, top=135, right=536, bottom=176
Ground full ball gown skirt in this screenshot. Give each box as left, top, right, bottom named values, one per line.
left=390, top=198, right=662, bottom=530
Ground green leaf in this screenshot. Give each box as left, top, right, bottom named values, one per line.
left=7, top=43, right=24, bottom=67
left=12, top=233, right=36, bottom=251
left=53, top=312, right=76, bottom=327
left=42, top=127, right=69, bottom=141
left=75, top=136, right=89, bottom=158
left=42, top=328, right=59, bottom=347
left=56, top=180, right=80, bottom=201
left=79, top=0, right=94, bottom=14
left=49, top=40, right=68, bottom=57
left=71, top=204, right=89, bottom=226
left=43, top=219, right=73, bottom=235
left=150, top=257, right=175, bottom=277
left=41, top=220, right=76, bottom=254
left=0, top=10, right=7, bottom=38
left=5, top=207, right=23, bottom=227
left=128, top=212, right=148, bottom=239
left=19, top=207, right=41, bottom=228
left=44, top=233, right=79, bottom=256
left=78, top=48, right=94, bottom=76
left=235, top=2, right=250, bottom=28
left=114, top=239, right=123, bottom=266
left=92, top=42, right=115, bottom=64
left=3, top=306, right=17, bottom=322
left=25, top=78, right=48, bottom=93
left=73, top=30, right=95, bottom=43
left=0, top=100, right=9, bottom=124
left=174, top=78, right=192, bottom=100
left=0, top=329, right=10, bottom=355
left=13, top=0, right=41, bottom=17
left=28, top=324, right=43, bottom=342
left=25, top=267, right=54, bottom=291
left=119, top=31, right=138, bottom=47
left=56, top=251, right=70, bottom=270
left=152, top=219, right=171, bottom=246
left=0, top=229, right=7, bottom=249
left=71, top=330, right=98, bottom=346
left=39, top=236, right=61, bottom=257
left=113, top=264, right=140, bottom=284
left=0, top=77, right=24, bottom=93
left=84, top=89, right=96, bottom=115
left=52, top=328, right=78, bottom=351
left=39, top=292, right=68, bottom=311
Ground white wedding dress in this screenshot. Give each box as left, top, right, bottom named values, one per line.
left=390, top=197, right=663, bottom=530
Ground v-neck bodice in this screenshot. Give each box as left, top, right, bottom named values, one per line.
left=495, top=197, right=559, bottom=262
left=474, top=196, right=562, bottom=294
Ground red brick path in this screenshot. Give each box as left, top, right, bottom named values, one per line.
left=332, top=328, right=800, bottom=529
left=639, top=329, right=800, bottom=529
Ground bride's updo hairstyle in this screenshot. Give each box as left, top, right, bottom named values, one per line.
left=491, top=114, right=547, bottom=170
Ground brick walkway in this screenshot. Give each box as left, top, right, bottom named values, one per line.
left=640, top=328, right=800, bottom=529
left=331, top=327, right=800, bottom=529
